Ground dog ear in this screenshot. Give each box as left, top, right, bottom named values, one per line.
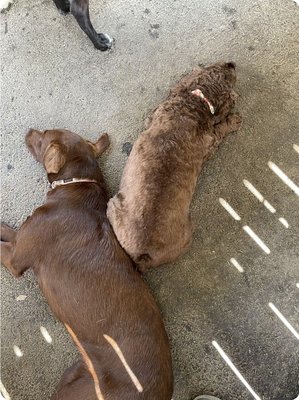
left=43, top=143, right=66, bottom=174
left=25, top=129, right=44, bottom=162
left=87, top=133, right=110, bottom=158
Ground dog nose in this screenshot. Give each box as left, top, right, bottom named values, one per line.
left=226, top=62, right=236, bottom=69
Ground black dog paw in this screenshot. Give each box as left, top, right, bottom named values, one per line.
left=58, top=8, right=70, bottom=15
left=93, top=33, right=114, bottom=51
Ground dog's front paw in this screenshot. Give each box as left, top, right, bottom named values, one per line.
left=94, top=33, right=114, bottom=51
left=227, top=113, right=242, bottom=132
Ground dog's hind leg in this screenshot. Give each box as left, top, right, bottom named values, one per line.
left=51, top=360, right=100, bottom=400
left=70, top=0, right=113, bottom=51
left=52, top=0, right=70, bottom=14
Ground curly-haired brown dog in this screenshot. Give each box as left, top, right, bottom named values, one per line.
left=1, top=129, right=173, bottom=399
left=107, top=62, right=242, bottom=272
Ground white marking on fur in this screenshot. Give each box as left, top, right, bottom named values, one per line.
left=294, top=144, right=299, bottom=154
left=278, top=217, right=289, bottom=228
left=212, top=341, right=261, bottom=400
left=40, top=326, right=53, bottom=344
left=243, top=226, right=270, bottom=254
left=13, top=345, right=23, bottom=357
left=296, top=283, right=299, bottom=289
left=65, top=324, right=105, bottom=400
left=103, top=334, right=143, bottom=393
left=219, top=198, right=241, bottom=220
left=0, top=380, right=11, bottom=400
left=269, top=303, right=299, bottom=340
left=230, top=258, right=244, bottom=273
left=268, top=161, right=299, bottom=195
left=0, top=0, right=12, bottom=11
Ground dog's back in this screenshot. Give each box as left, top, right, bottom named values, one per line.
left=2, top=129, right=173, bottom=399
left=107, top=63, right=241, bottom=272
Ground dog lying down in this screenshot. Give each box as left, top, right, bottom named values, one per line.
left=107, top=62, right=242, bottom=272
left=1, top=130, right=173, bottom=399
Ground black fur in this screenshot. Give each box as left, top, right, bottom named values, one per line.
left=52, top=0, right=113, bottom=51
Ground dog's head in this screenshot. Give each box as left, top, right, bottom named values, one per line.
left=173, top=62, right=238, bottom=121
left=25, top=129, right=110, bottom=179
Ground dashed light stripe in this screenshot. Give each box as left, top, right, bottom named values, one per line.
left=293, top=144, right=299, bottom=154
left=13, top=345, right=23, bottom=357
left=263, top=200, right=276, bottom=213
left=269, top=303, right=299, bottom=340
left=0, top=380, right=11, bottom=400
left=243, top=179, right=289, bottom=227
left=268, top=161, right=299, bottom=196
left=243, top=180, right=276, bottom=213
left=212, top=341, right=261, bottom=400
left=40, top=326, right=53, bottom=344
left=243, top=226, right=270, bottom=254
left=230, top=258, right=244, bottom=273
left=278, top=218, right=289, bottom=228
left=219, top=198, right=241, bottom=221
left=243, top=180, right=264, bottom=202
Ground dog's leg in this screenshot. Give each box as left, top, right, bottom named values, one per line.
left=52, top=0, right=70, bottom=14
left=1, top=223, right=29, bottom=278
left=222, top=113, right=243, bottom=134
left=204, top=113, right=242, bottom=161
left=1, top=223, right=17, bottom=242
left=70, top=0, right=113, bottom=51
left=1, top=241, right=22, bottom=277
left=51, top=360, right=97, bottom=400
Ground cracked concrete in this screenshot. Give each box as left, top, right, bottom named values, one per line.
left=1, top=0, right=299, bottom=399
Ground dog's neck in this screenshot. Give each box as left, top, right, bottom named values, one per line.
left=46, top=160, right=108, bottom=208
left=191, top=88, right=215, bottom=115
left=50, top=178, right=98, bottom=190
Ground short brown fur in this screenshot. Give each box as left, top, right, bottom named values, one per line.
left=1, top=129, right=173, bottom=399
left=107, top=62, right=242, bottom=272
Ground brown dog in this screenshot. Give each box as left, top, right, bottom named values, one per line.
left=1, top=129, right=173, bottom=399
left=107, top=62, right=242, bottom=272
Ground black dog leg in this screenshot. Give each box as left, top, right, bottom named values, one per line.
left=70, top=0, right=113, bottom=51
left=52, top=0, right=70, bottom=14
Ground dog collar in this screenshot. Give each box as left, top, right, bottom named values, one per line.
left=191, top=88, right=215, bottom=115
left=51, top=178, right=98, bottom=189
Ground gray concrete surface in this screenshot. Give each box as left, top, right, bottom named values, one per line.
left=1, top=0, right=299, bottom=399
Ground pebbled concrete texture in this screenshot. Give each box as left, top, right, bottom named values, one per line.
left=1, top=0, right=299, bottom=399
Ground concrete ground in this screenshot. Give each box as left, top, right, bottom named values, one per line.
left=1, top=0, right=299, bottom=399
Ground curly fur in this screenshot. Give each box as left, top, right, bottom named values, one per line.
left=107, top=62, right=242, bottom=272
